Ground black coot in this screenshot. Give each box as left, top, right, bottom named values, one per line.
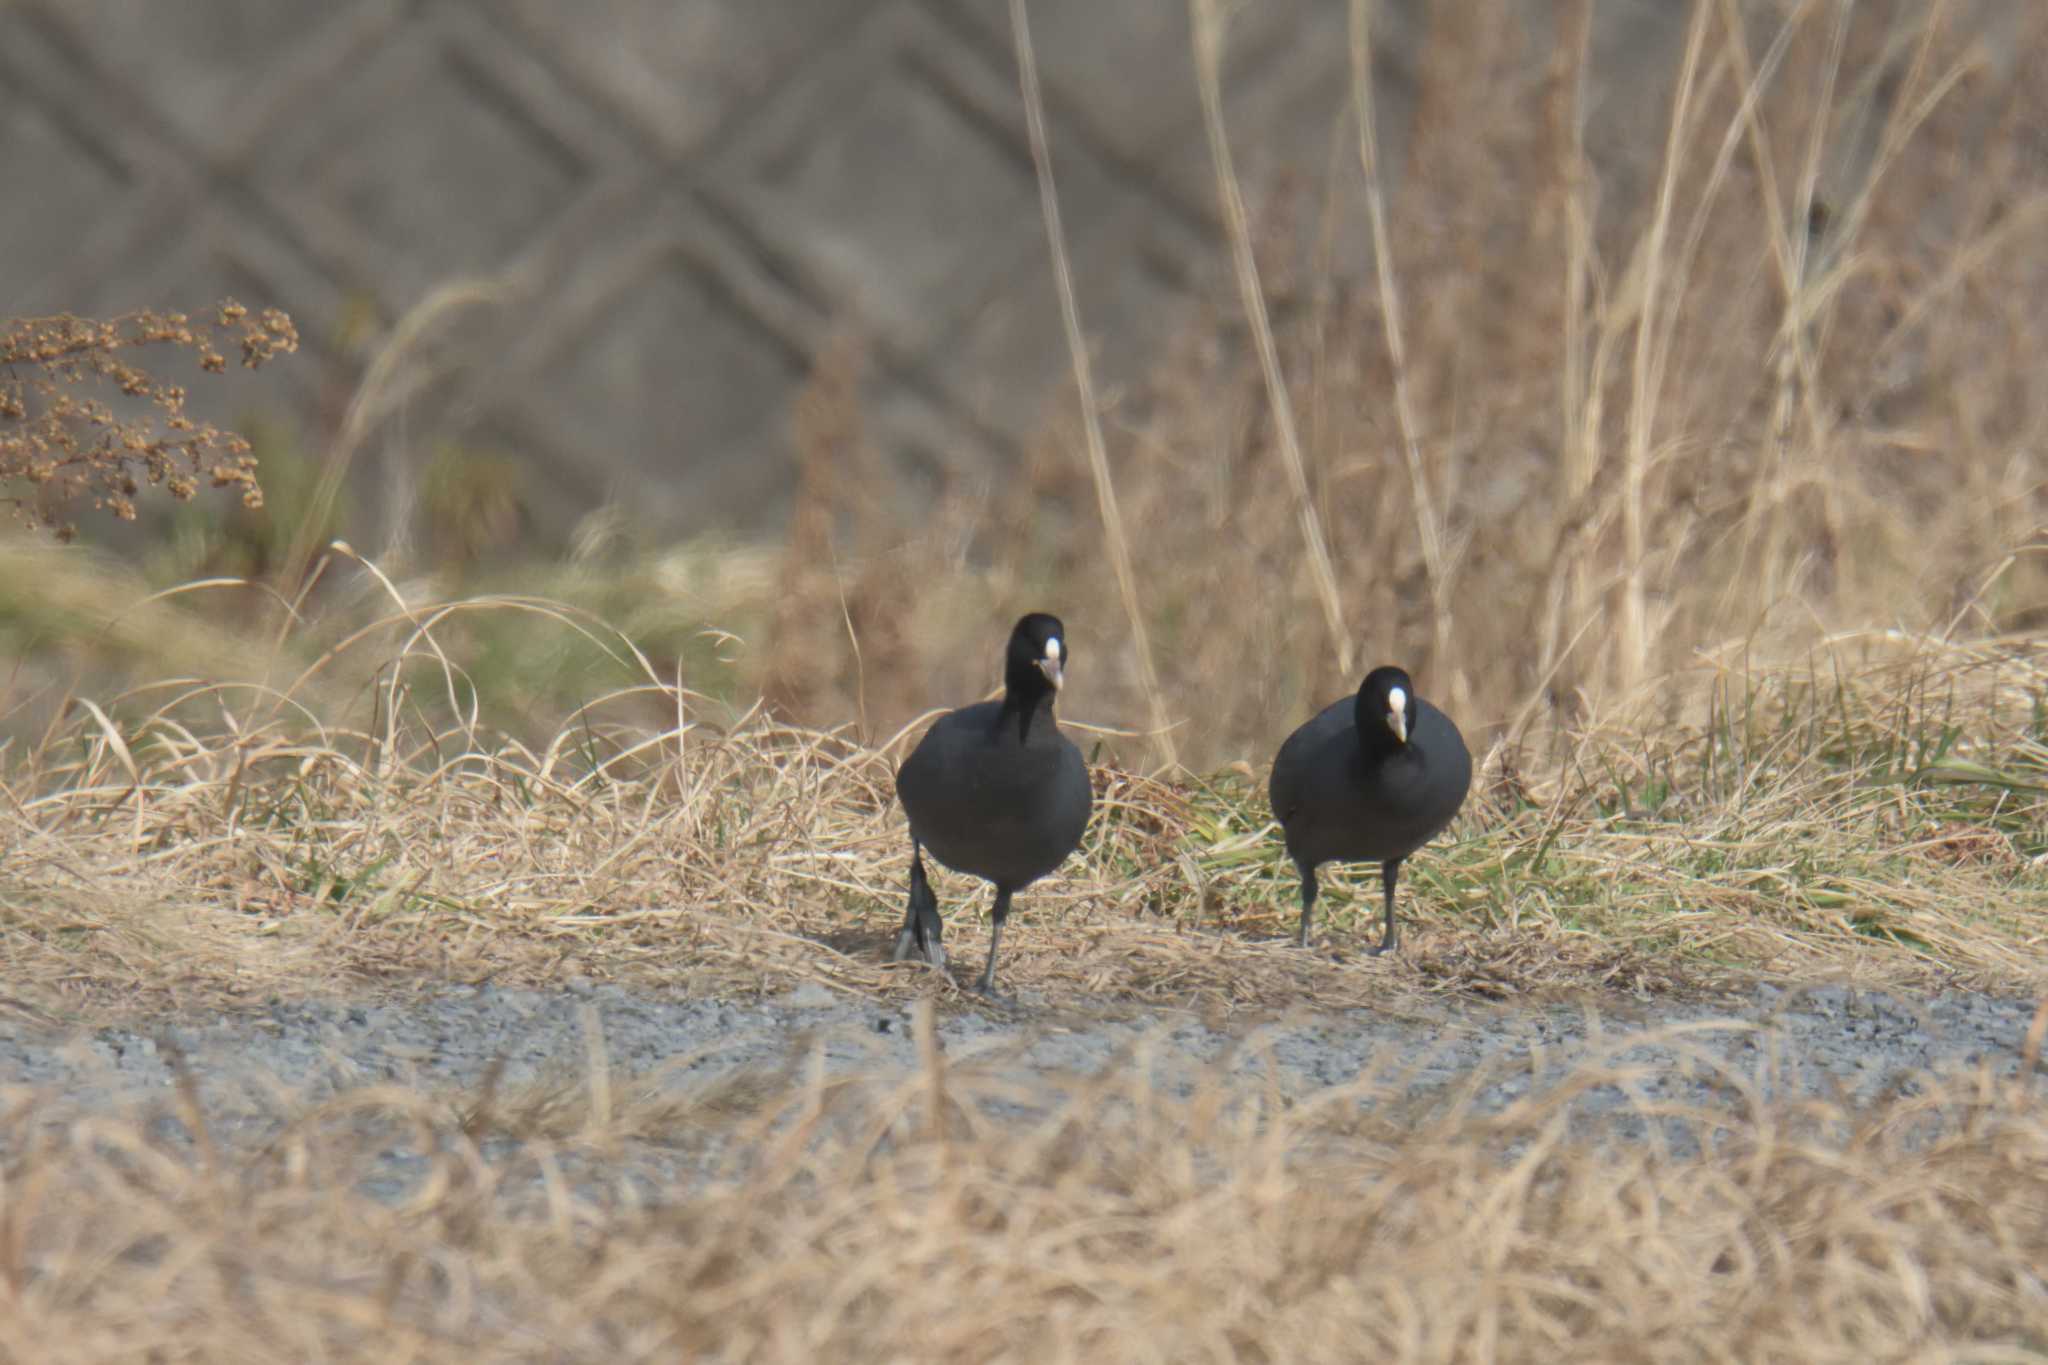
left=893, top=612, right=1093, bottom=994
left=1269, top=665, right=1471, bottom=954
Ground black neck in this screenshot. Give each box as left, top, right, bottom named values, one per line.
left=1353, top=694, right=1404, bottom=764
left=1001, top=668, right=1056, bottom=743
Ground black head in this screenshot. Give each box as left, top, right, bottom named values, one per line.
left=1353, top=665, right=1416, bottom=754
left=1002, top=612, right=1068, bottom=737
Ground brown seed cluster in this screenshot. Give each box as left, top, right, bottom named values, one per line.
left=0, top=301, right=298, bottom=540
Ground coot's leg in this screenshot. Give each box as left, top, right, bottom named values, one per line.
left=1368, top=857, right=1403, bottom=956
left=913, top=854, right=946, bottom=968
left=1294, top=858, right=1319, bottom=948
left=977, top=884, right=1013, bottom=995
left=890, top=842, right=919, bottom=960
left=892, top=843, right=946, bottom=972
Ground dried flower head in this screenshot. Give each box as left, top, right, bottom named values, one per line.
left=0, top=300, right=298, bottom=539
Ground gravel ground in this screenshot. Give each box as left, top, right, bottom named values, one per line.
left=3, top=979, right=2042, bottom=1177
left=2, top=981, right=2038, bottom=1351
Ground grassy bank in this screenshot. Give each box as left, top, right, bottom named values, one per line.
left=2, top=571, right=2044, bottom=1024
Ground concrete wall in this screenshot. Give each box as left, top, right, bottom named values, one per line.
left=0, top=0, right=1719, bottom=546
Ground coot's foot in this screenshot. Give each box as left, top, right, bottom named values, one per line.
left=970, top=978, right=1021, bottom=1012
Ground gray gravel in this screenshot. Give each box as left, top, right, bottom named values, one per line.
left=3, top=980, right=2041, bottom=1160
left=3, top=982, right=2037, bottom=1352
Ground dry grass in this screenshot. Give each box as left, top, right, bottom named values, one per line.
left=24, top=7, right=2048, bottom=779
left=5, top=1008, right=2048, bottom=1360
left=8, top=8, right=2048, bottom=1354
left=666, top=1, right=2048, bottom=771
left=1, top=558, right=2045, bottom=1027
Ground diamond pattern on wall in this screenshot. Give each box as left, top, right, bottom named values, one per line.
left=717, top=53, right=1040, bottom=348
left=0, top=0, right=1427, bottom=544
left=265, top=39, right=593, bottom=310
left=931, top=198, right=1206, bottom=439
left=496, top=0, right=854, bottom=156
left=524, top=249, right=811, bottom=536
left=22, top=0, right=386, bottom=158
left=949, top=0, right=1303, bottom=167
left=0, top=84, right=136, bottom=305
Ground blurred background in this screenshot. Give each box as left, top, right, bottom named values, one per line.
left=2, top=0, right=2045, bottom=771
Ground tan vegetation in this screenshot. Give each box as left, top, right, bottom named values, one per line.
left=0, top=577, right=2042, bottom=1026
left=0, top=302, right=296, bottom=539
left=14, top=8, right=2048, bottom=775
left=754, top=0, right=2048, bottom=771
left=0, top=0, right=2038, bottom=1057
left=5, top=3, right=2048, bottom=1358
left=5, top=1008, right=2048, bottom=1361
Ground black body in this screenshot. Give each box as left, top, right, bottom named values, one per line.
left=893, top=612, right=1092, bottom=993
left=1269, top=665, right=1471, bottom=953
